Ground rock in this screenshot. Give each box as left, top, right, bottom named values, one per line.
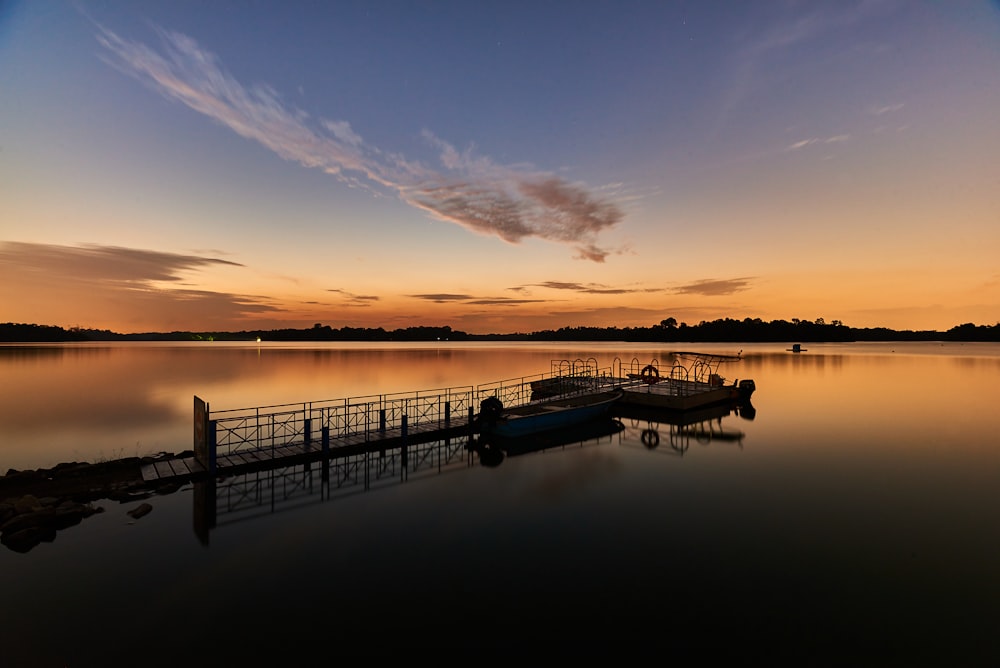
left=1, top=508, right=56, bottom=534
left=13, top=494, right=42, bottom=514
left=127, top=503, right=153, bottom=519
left=1, top=525, right=57, bottom=553
left=0, top=495, right=104, bottom=552
left=52, top=501, right=101, bottom=529
left=0, top=456, right=167, bottom=552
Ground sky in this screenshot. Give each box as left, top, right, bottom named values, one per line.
left=2, top=1, right=999, bottom=335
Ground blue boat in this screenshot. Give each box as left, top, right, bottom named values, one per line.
left=476, top=388, right=625, bottom=439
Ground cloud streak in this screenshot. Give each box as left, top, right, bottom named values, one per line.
left=0, top=241, right=279, bottom=331
left=96, top=24, right=625, bottom=261
left=524, top=281, right=638, bottom=295
left=327, top=288, right=379, bottom=307
left=787, top=135, right=851, bottom=151
left=406, top=293, right=546, bottom=307
left=0, top=241, right=241, bottom=283
left=673, top=278, right=753, bottom=296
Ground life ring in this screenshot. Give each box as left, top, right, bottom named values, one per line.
left=641, top=429, right=660, bottom=449
left=639, top=364, right=659, bottom=384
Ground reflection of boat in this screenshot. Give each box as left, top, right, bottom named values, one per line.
left=614, top=398, right=753, bottom=426
left=476, top=388, right=624, bottom=439
left=473, top=417, right=625, bottom=464
left=620, top=351, right=755, bottom=411
left=616, top=398, right=752, bottom=455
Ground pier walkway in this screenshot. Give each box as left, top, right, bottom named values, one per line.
left=139, top=416, right=473, bottom=483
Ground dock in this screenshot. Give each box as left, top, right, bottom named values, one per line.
left=141, top=354, right=753, bottom=485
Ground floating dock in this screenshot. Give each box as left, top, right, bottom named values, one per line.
left=142, top=354, right=753, bottom=484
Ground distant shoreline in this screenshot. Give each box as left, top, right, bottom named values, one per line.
left=4, top=319, right=999, bottom=343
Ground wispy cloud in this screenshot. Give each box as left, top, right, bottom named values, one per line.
left=407, top=293, right=476, bottom=303
left=466, top=298, right=547, bottom=306
left=408, top=293, right=546, bottom=306
left=717, top=1, right=898, bottom=144
left=327, top=288, right=379, bottom=307
left=96, top=24, right=625, bottom=262
left=0, top=241, right=279, bottom=330
left=870, top=103, right=904, bottom=115
left=787, top=135, right=851, bottom=151
left=673, top=278, right=753, bottom=296
left=0, top=241, right=241, bottom=283
left=527, top=281, right=637, bottom=295
left=403, top=281, right=658, bottom=307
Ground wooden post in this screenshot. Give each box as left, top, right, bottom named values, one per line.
left=193, top=395, right=210, bottom=470
left=322, top=425, right=329, bottom=454
left=445, top=401, right=451, bottom=424
left=208, top=419, right=217, bottom=474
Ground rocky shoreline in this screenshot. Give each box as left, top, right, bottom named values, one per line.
left=0, top=454, right=189, bottom=553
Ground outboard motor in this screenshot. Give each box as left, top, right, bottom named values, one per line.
left=478, top=396, right=504, bottom=427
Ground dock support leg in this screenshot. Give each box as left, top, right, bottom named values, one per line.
left=401, top=415, right=408, bottom=478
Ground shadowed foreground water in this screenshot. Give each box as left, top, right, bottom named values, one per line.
left=1, top=342, right=999, bottom=663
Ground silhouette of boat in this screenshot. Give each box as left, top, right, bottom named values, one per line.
left=471, top=416, right=625, bottom=466
left=620, top=351, right=755, bottom=411
left=475, top=388, right=624, bottom=439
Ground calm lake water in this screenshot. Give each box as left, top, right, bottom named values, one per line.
left=1, top=341, right=999, bottom=664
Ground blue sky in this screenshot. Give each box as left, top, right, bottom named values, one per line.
left=2, top=1, right=999, bottom=333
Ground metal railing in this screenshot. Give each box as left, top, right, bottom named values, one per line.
left=210, top=385, right=475, bottom=456
left=203, top=356, right=680, bottom=460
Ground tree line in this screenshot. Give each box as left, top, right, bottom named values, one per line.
left=2, top=318, right=999, bottom=343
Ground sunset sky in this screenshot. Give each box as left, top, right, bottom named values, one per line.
left=2, top=1, right=999, bottom=334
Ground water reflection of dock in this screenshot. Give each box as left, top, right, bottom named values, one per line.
left=613, top=400, right=754, bottom=455
left=194, top=434, right=474, bottom=544
left=189, top=403, right=752, bottom=545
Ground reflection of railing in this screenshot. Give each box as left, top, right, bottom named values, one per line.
left=613, top=397, right=751, bottom=456
left=193, top=436, right=474, bottom=544
left=618, top=409, right=746, bottom=455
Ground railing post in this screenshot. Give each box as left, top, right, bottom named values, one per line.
left=304, top=417, right=312, bottom=446
left=445, top=401, right=451, bottom=424
left=209, top=419, right=217, bottom=474
left=322, top=425, right=329, bottom=455
left=379, top=408, right=386, bottom=433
